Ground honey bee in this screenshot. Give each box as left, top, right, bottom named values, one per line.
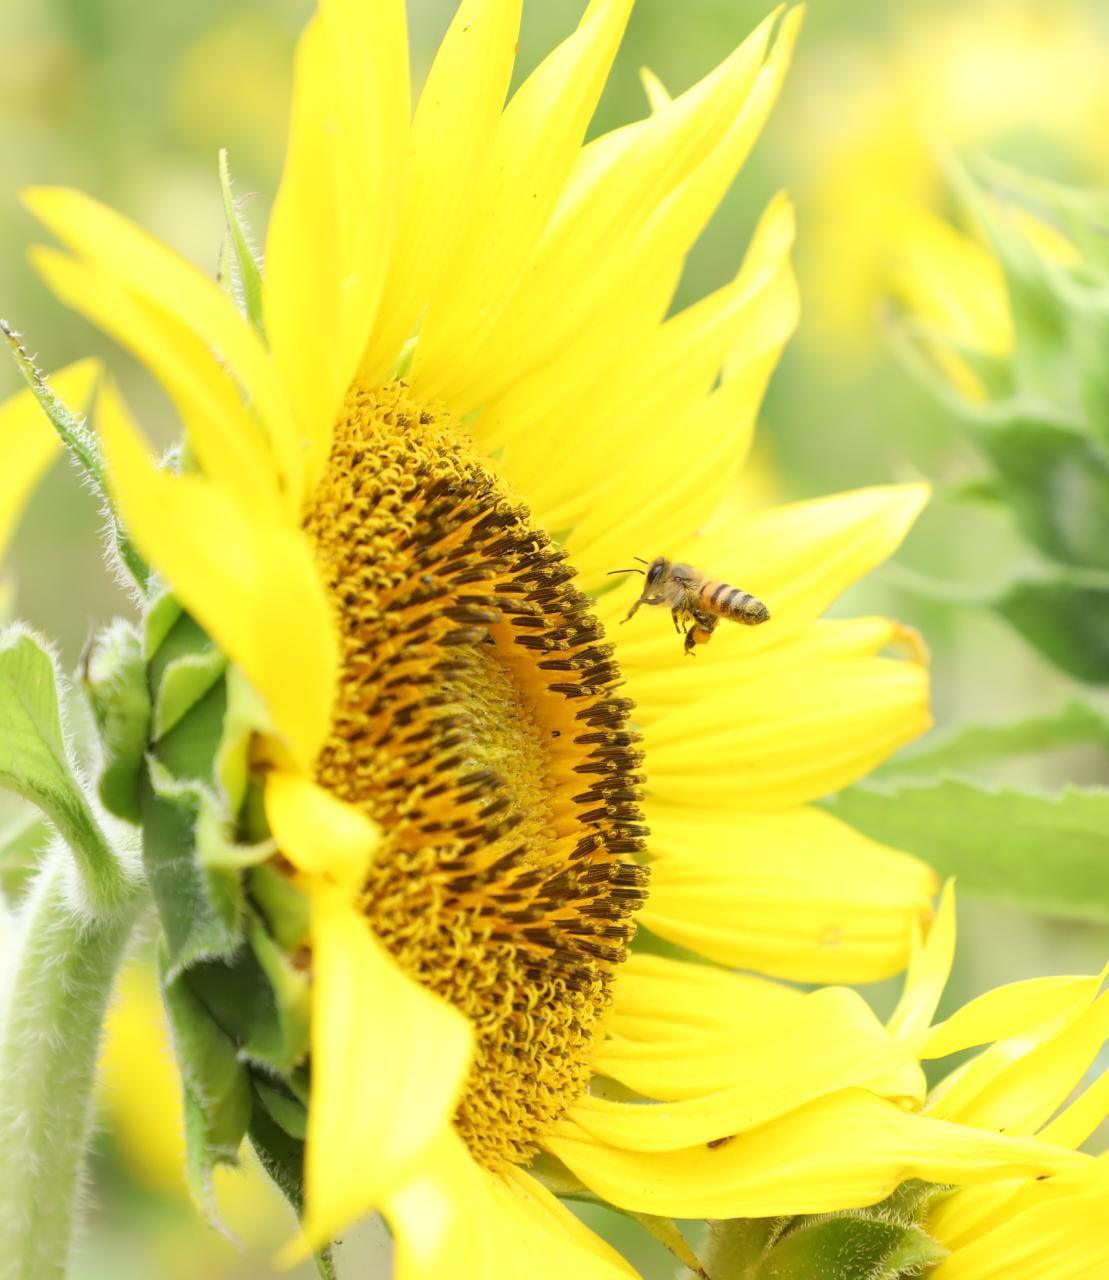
left=609, top=556, right=770, bottom=655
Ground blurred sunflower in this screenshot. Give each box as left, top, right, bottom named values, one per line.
left=6, top=0, right=1081, bottom=1273
left=889, top=202, right=1078, bottom=401
left=787, top=0, right=1109, bottom=356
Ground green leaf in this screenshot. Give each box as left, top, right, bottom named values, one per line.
left=219, top=149, right=266, bottom=338
left=878, top=701, right=1109, bottom=780
left=753, top=1216, right=946, bottom=1279
left=0, top=627, right=126, bottom=909
left=886, top=562, right=1109, bottom=684
left=995, top=571, right=1109, bottom=684
left=971, top=407, right=1109, bottom=572
left=825, top=777, right=1109, bottom=923
left=1, top=320, right=147, bottom=588
left=83, top=619, right=151, bottom=823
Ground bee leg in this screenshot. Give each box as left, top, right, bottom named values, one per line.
left=671, top=607, right=684, bottom=634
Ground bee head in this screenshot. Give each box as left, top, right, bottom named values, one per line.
left=645, top=556, right=668, bottom=588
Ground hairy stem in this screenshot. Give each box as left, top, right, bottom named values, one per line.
left=0, top=853, right=143, bottom=1280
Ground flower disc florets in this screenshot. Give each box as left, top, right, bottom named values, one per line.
left=304, top=381, right=650, bottom=1169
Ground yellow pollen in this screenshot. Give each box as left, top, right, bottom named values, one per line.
left=304, top=382, right=650, bottom=1170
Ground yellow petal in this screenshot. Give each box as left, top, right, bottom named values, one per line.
left=931, top=993, right=1109, bottom=1136
left=517, top=192, right=797, bottom=557
left=385, top=1127, right=636, bottom=1279
left=924, top=973, right=1106, bottom=1061
left=931, top=1181, right=1109, bottom=1279
left=264, top=773, right=377, bottom=892
left=289, top=889, right=473, bottom=1256
left=611, top=615, right=917, bottom=721
left=544, top=1088, right=1087, bottom=1220
left=606, top=951, right=802, bottom=1044
left=451, top=11, right=780, bottom=416
left=410, top=0, right=635, bottom=402
left=471, top=9, right=799, bottom=466
left=96, top=381, right=336, bottom=767
left=586, top=982, right=920, bottom=1121
left=265, top=0, right=409, bottom=491
left=0, top=358, right=99, bottom=560
left=361, top=0, right=524, bottom=382
left=638, top=805, right=936, bottom=983
left=644, top=653, right=930, bottom=811
left=888, top=880, right=956, bottom=1045
left=639, top=66, right=672, bottom=113
left=1038, top=1066, right=1109, bottom=1149
left=568, top=207, right=799, bottom=587
left=32, top=248, right=281, bottom=521
left=23, top=186, right=300, bottom=505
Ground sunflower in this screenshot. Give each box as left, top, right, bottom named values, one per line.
left=10, top=1, right=1082, bottom=1273
left=884, top=887, right=1109, bottom=1280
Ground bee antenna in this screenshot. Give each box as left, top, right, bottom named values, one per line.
left=606, top=567, right=645, bottom=577
left=633, top=556, right=649, bottom=565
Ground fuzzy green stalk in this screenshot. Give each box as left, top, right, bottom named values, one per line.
left=0, top=851, right=144, bottom=1280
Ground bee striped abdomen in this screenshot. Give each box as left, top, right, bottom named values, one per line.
left=702, top=580, right=770, bottom=625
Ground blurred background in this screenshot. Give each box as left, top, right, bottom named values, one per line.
left=2, top=1, right=1108, bottom=1276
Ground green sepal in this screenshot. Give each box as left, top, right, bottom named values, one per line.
left=254, top=1079, right=308, bottom=1140
left=749, top=1216, right=946, bottom=1279
left=83, top=619, right=151, bottom=822
left=630, top=1215, right=705, bottom=1278
left=218, top=149, right=266, bottom=338
left=161, top=944, right=252, bottom=1228
left=0, top=626, right=127, bottom=911
left=694, top=1218, right=793, bottom=1278
left=887, top=319, right=1109, bottom=572
left=217, top=666, right=272, bottom=820
left=248, top=1101, right=338, bottom=1280
left=246, top=914, right=311, bottom=1069
left=251, top=861, right=311, bottom=950
left=977, top=157, right=1109, bottom=280
left=943, top=154, right=1071, bottom=403
left=1068, top=289, right=1109, bottom=449
left=825, top=776, right=1109, bottom=923
left=1, top=321, right=147, bottom=588
left=182, top=920, right=309, bottom=1074
left=148, top=611, right=229, bottom=749
left=144, top=586, right=183, bottom=661
left=141, top=760, right=243, bottom=977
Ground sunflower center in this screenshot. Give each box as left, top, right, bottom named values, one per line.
left=304, top=381, right=649, bottom=1170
